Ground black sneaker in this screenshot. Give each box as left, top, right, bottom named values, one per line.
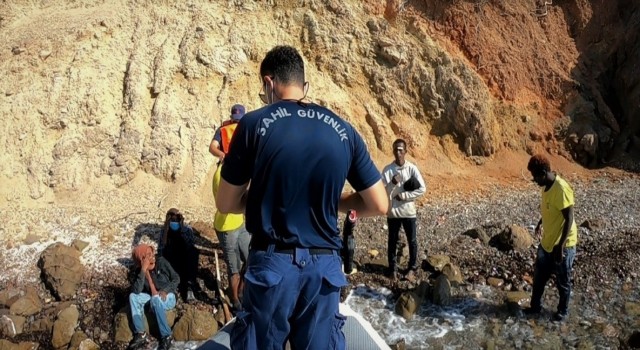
left=523, top=307, right=542, bottom=316
left=127, top=332, right=148, bottom=350
left=552, top=312, right=567, bottom=322
left=158, top=335, right=173, bottom=350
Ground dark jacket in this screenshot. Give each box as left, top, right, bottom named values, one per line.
left=131, top=256, right=180, bottom=294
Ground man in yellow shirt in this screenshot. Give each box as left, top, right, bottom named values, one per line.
left=209, top=104, right=251, bottom=311
left=524, top=154, right=578, bottom=322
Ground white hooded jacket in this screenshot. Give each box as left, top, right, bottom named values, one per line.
left=381, top=160, right=426, bottom=218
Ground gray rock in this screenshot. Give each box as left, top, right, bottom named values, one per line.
left=432, top=275, right=451, bottom=306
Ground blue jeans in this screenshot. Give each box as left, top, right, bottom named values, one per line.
left=230, top=246, right=348, bottom=350
left=387, top=217, right=418, bottom=271
left=129, top=292, right=176, bottom=338
left=530, top=246, right=576, bottom=315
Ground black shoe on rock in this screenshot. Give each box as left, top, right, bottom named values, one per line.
left=127, top=332, right=148, bottom=350
left=523, top=307, right=542, bottom=316
left=158, top=335, right=173, bottom=350
left=552, top=312, right=567, bottom=322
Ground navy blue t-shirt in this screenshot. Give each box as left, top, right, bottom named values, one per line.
left=221, top=101, right=381, bottom=250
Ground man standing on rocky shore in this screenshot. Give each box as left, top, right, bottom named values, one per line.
left=525, top=154, right=578, bottom=322
left=382, top=139, right=426, bottom=280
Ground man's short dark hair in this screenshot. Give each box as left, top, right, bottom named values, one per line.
left=393, top=139, right=407, bottom=149
left=528, top=154, right=551, bottom=174
left=260, top=45, right=305, bottom=86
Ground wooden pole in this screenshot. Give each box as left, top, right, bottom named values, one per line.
left=214, top=250, right=233, bottom=323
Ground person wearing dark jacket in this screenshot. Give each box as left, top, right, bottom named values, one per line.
left=127, top=244, right=179, bottom=350
left=158, top=208, right=198, bottom=302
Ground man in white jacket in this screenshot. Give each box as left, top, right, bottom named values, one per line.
left=381, top=139, right=426, bottom=279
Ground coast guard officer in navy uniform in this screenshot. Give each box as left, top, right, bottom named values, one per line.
left=216, top=45, right=388, bottom=350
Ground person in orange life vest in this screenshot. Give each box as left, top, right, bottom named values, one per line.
left=209, top=103, right=251, bottom=311
left=209, top=104, right=245, bottom=162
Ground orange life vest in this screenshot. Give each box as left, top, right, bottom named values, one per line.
left=220, top=122, right=238, bottom=154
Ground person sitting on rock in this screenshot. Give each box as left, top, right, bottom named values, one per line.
left=158, top=208, right=199, bottom=302
left=128, top=244, right=179, bottom=350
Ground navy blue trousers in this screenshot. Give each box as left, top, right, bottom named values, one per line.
left=231, top=246, right=347, bottom=350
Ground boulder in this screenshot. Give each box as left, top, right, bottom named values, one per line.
left=28, top=317, right=53, bottom=333
left=38, top=243, right=85, bottom=300
left=506, top=291, right=530, bottom=306
left=51, top=305, right=79, bottom=349
left=68, top=331, right=88, bottom=350
left=0, top=315, right=25, bottom=337
left=78, top=339, right=99, bottom=350
left=462, top=227, right=490, bottom=245
left=0, top=340, right=38, bottom=350
left=71, top=240, right=90, bottom=252
left=8, top=295, right=41, bottom=317
left=68, top=331, right=99, bottom=350
left=112, top=309, right=132, bottom=343
left=395, top=292, right=421, bottom=320
left=113, top=305, right=177, bottom=343
left=487, top=277, right=504, bottom=288
left=214, top=306, right=226, bottom=328
left=415, top=281, right=431, bottom=301
left=580, top=219, right=606, bottom=231
left=432, top=275, right=451, bottom=306
left=625, top=302, right=640, bottom=317
left=0, top=289, right=21, bottom=308
left=426, top=255, right=450, bottom=271
left=172, top=305, right=218, bottom=341
left=441, top=263, right=464, bottom=286
left=489, top=225, right=533, bottom=252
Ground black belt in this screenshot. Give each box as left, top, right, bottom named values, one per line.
left=251, top=241, right=335, bottom=255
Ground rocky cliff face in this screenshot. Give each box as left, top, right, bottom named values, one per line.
left=0, top=0, right=637, bottom=204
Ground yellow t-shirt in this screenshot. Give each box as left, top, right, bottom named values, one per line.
left=540, top=175, right=578, bottom=252
left=212, top=164, right=244, bottom=232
